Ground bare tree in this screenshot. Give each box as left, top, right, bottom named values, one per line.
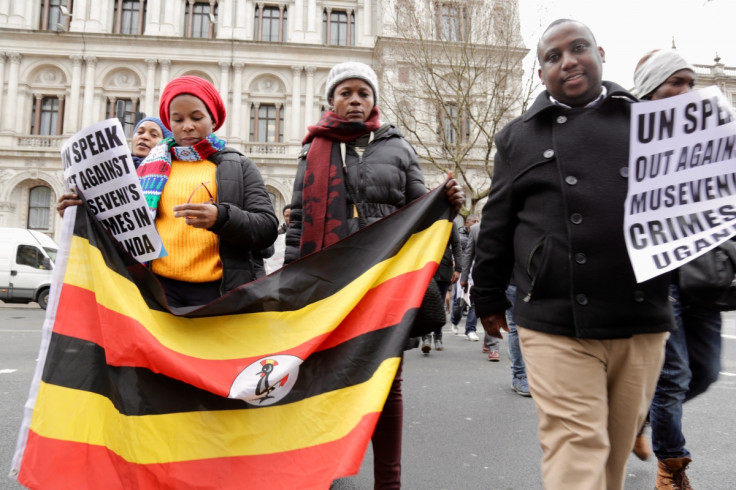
left=375, top=0, right=539, bottom=213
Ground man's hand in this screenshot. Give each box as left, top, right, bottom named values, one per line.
left=480, top=313, right=509, bottom=340
left=450, top=271, right=460, bottom=284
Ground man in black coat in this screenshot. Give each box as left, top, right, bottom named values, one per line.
left=471, top=19, right=672, bottom=490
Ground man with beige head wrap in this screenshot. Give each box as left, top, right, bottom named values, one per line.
left=632, top=49, right=722, bottom=490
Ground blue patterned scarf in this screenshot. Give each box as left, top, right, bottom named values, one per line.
left=137, top=134, right=226, bottom=215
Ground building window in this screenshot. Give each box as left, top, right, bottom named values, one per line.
left=28, top=186, right=52, bottom=230
left=114, top=0, right=146, bottom=35
left=39, top=0, right=72, bottom=31
left=437, top=3, right=467, bottom=42
left=440, top=103, right=469, bottom=144
left=106, top=98, right=138, bottom=137
left=249, top=103, right=283, bottom=143
left=255, top=5, right=287, bottom=42
left=185, top=1, right=217, bottom=39
left=323, top=9, right=354, bottom=46
left=31, top=96, right=64, bottom=135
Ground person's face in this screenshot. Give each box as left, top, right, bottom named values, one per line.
left=466, top=217, right=479, bottom=228
left=283, top=208, right=291, bottom=226
left=649, top=69, right=695, bottom=101
left=330, top=79, right=374, bottom=122
left=131, top=121, right=165, bottom=157
left=169, top=94, right=214, bottom=146
left=537, top=21, right=605, bottom=107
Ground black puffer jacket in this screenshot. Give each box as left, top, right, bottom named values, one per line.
left=284, top=125, right=427, bottom=264
left=208, top=148, right=278, bottom=292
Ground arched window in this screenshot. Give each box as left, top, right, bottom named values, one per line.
left=28, top=186, right=52, bottom=230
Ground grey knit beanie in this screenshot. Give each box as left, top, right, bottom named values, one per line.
left=633, top=49, right=695, bottom=99
left=324, top=61, right=379, bottom=106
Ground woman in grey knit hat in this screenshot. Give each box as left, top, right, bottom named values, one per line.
left=285, top=61, right=464, bottom=488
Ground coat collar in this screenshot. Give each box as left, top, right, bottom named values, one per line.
left=522, top=81, right=637, bottom=122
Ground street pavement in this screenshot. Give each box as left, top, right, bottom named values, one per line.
left=1, top=304, right=735, bottom=489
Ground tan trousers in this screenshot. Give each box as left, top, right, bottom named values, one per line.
left=518, top=327, right=668, bottom=490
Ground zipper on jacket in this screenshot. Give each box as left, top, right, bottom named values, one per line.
left=523, top=239, right=545, bottom=302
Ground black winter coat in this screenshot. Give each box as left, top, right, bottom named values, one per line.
left=471, top=83, right=672, bottom=339
left=208, top=148, right=278, bottom=292
left=284, top=125, right=427, bottom=264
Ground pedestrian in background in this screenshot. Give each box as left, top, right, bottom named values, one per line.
left=450, top=214, right=478, bottom=334
left=461, top=220, right=496, bottom=351
left=632, top=48, right=722, bottom=490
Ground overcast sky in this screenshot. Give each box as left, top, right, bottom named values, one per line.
left=518, top=0, right=734, bottom=91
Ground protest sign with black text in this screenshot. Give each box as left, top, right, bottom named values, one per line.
left=61, top=118, right=164, bottom=262
left=625, top=86, right=736, bottom=282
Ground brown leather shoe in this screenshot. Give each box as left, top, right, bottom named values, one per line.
left=632, top=432, right=651, bottom=461
left=655, top=457, right=692, bottom=490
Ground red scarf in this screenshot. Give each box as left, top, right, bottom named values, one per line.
left=299, top=107, right=381, bottom=256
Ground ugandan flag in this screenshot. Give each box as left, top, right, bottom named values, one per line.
left=11, top=185, right=453, bottom=490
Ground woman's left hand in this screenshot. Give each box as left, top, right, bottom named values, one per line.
left=173, top=203, right=219, bottom=229
left=444, top=172, right=465, bottom=210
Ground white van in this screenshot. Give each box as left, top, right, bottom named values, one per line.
left=0, top=228, right=58, bottom=309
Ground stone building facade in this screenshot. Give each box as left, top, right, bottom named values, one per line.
left=0, top=0, right=525, bottom=240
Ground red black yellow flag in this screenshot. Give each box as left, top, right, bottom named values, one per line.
left=11, top=185, right=453, bottom=489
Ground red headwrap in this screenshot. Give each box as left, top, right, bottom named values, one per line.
left=159, top=76, right=226, bottom=132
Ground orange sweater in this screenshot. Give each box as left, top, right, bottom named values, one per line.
left=151, top=160, right=221, bottom=282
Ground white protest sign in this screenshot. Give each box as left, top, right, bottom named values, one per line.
left=61, top=118, right=165, bottom=263
left=625, top=86, right=736, bottom=283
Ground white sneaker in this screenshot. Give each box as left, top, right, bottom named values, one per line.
left=467, top=331, right=479, bottom=341
left=450, top=324, right=459, bottom=334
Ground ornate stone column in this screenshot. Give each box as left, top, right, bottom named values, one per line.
left=81, top=56, right=97, bottom=127
left=144, top=59, right=157, bottom=117
left=0, top=53, right=6, bottom=123
left=363, top=0, right=371, bottom=37
left=2, top=52, right=20, bottom=131
left=304, top=66, right=315, bottom=127
left=231, top=62, right=243, bottom=140
left=219, top=62, right=230, bottom=135
left=307, top=0, right=316, bottom=32
left=255, top=2, right=263, bottom=41
left=70, top=0, right=87, bottom=31
left=294, top=0, right=304, bottom=33
left=32, top=93, right=42, bottom=135
left=252, top=101, right=260, bottom=141
left=66, top=55, right=83, bottom=132
left=346, top=9, right=353, bottom=46
left=159, top=59, right=171, bottom=97
left=56, top=95, right=65, bottom=135
left=290, top=66, right=302, bottom=142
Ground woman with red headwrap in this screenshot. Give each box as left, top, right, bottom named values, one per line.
left=135, top=75, right=277, bottom=307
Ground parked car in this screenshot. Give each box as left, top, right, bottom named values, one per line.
left=0, top=228, right=57, bottom=309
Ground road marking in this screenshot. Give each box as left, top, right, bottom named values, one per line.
left=0, top=369, right=18, bottom=374
left=723, top=334, right=736, bottom=340
left=720, top=371, right=736, bottom=377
